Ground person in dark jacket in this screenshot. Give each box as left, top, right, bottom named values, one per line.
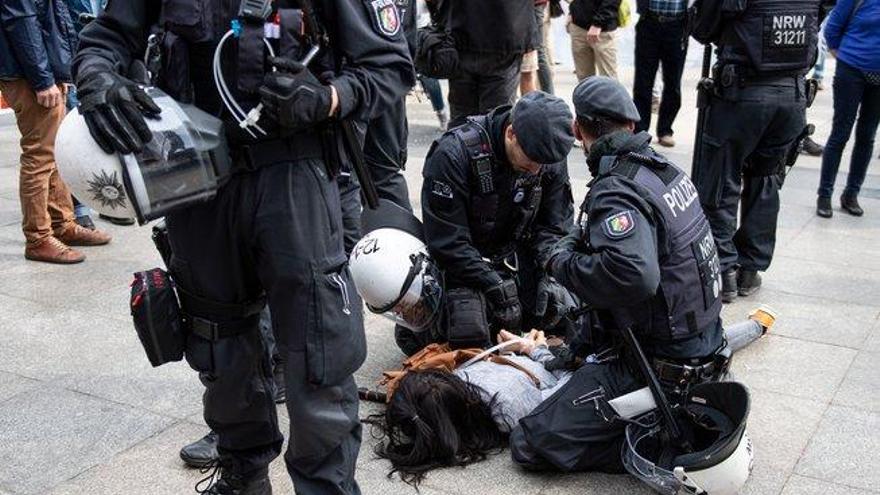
left=510, top=76, right=726, bottom=472
left=438, top=0, right=536, bottom=125
left=567, top=0, right=621, bottom=80
left=397, top=92, right=577, bottom=356
left=816, top=0, right=880, bottom=218
left=0, top=0, right=112, bottom=264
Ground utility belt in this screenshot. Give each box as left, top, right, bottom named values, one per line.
left=650, top=347, right=731, bottom=394
left=713, top=64, right=813, bottom=104
left=228, top=130, right=326, bottom=175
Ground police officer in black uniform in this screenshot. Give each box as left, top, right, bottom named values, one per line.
left=397, top=91, right=576, bottom=355
left=509, top=77, right=726, bottom=471
left=690, top=0, right=824, bottom=302
left=73, top=0, right=413, bottom=493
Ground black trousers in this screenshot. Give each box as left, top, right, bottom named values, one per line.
left=510, top=358, right=641, bottom=472
left=448, top=50, right=522, bottom=126
left=363, top=97, right=413, bottom=211
left=166, top=157, right=365, bottom=494
left=632, top=16, right=688, bottom=137
left=692, top=81, right=807, bottom=272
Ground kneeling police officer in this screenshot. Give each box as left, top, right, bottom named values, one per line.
left=72, top=0, right=413, bottom=493
left=390, top=91, right=577, bottom=355
left=509, top=77, right=726, bottom=472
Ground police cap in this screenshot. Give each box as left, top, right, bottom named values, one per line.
left=572, top=76, right=641, bottom=123
left=511, top=91, right=574, bottom=164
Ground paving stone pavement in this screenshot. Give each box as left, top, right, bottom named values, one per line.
left=1, top=26, right=879, bottom=495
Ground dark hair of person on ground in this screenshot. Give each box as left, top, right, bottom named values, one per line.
left=576, top=114, right=632, bottom=141
left=369, top=369, right=509, bottom=486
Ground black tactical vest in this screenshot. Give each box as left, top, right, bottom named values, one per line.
left=449, top=115, right=543, bottom=258
left=717, top=0, right=819, bottom=76
left=594, top=152, right=723, bottom=342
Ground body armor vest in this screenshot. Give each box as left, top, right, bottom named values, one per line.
left=717, top=0, right=819, bottom=76
left=449, top=115, right=543, bottom=259
left=594, top=151, right=722, bottom=342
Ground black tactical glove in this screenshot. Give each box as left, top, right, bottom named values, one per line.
left=535, top=275, right=577, bottom=329
left=543, top=345, right=582, bottom=372
left=545, top=229, right=582, bottom=273
left=259, top=59, right=332, bottom=132
left=484, top=279, right=522, bottom=331
left=76, top=70, right=161, bottom=154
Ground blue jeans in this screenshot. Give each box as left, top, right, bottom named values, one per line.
left=418, top=75, right=446, bottom=113
left=817, top=60, right=880, bottom=199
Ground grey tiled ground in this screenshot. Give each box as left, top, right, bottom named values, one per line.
left=1, top=25, right=879, bottom=495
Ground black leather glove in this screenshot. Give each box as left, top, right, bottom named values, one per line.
left=259, top=60, right=332, bottom=132
left=535, top=275, right=577, bottom=329
left=543, top=345, right=582, bottom=372
left=545, top=229, right=582, bottom=273
left=484, top=279, right=522, bottom=331
left=76, top=70, right=161, bottom=154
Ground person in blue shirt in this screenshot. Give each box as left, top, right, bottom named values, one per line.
left=816, top=0, right=880, bottom=218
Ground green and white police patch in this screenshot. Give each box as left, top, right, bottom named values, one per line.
left=370, top=0, right=401, bottom=37
left=603, top=210, right=635, bottom=238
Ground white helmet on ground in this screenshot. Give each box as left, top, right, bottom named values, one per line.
left=622, top=381, right=754, bottom=495
left=349, top=201, right=443, bottom=332
left=55, top=88, right=229, bottom=224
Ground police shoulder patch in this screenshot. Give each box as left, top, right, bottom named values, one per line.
left=369, top=0, right=401, bottom=37
left=431, top=179, right=454, bottom=199
left=603, top=210, right=636, bottom=239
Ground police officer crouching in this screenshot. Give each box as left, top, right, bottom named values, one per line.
left=690, top=0, right=824, bottom=302
left=72, top=0, right=413, bottom=493
left=508, top=77, right=727, bottom=471
left=394, top=91, right=577, bottom=355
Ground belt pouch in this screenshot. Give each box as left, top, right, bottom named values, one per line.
left=130, top=268, right=186, bottom=367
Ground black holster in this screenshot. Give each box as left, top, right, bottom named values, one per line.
left=445, top=287, right=491, bottom=349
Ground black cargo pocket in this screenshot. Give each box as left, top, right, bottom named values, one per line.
left=161, top=0, right=216, bottom=43
left=692, top=133, right=725, bottom=208
left=306, top=256, right=367, bottom=387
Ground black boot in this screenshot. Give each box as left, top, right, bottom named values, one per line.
left=197, top=466, right=272, bottom=495
left=816, top=196, right=833, bottom=218
left=180, top=431, right=219, bottom=468
left=737, top=270, right=762, bottom=297
left=721, top=269, right=738, bottom=304
left=841, top=194, right=864, bottom=217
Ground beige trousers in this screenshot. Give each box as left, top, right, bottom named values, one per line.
left=0, top=79, right=75, bottom=245
left=568, top=23, right=619, bottom=81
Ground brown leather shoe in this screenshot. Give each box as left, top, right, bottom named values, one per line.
left=25, top=237, right=85, bottom=264
left=56, top=224, right=112, bottom=246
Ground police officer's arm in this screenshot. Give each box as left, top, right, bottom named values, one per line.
left=72, top=1, right=158, bottom=78
left=322, top=0, right=416, bottom=121
left=1, top=0, right=56, bottom=91
left=421, top=144, right=504, bottom=290
left=549, top=177, right=661, bottom=307
left=527, top=163, right=575, bottom=269
left=690, top=0, right=725, bottom=44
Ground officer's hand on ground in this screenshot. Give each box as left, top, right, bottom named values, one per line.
left=484, top=279, right=522, bottom=331
left=535, top=275, right=577, bottom=329
left=259, top=64, right=333, bottom=132
left=76, top=71, right=161, bottom=154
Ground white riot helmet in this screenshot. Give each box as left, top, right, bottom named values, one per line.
left=623, top=381, right=754, bottom=495
left=350, top=201, right=443, bottom=332
left=56, top=88, right=230, bottom=224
